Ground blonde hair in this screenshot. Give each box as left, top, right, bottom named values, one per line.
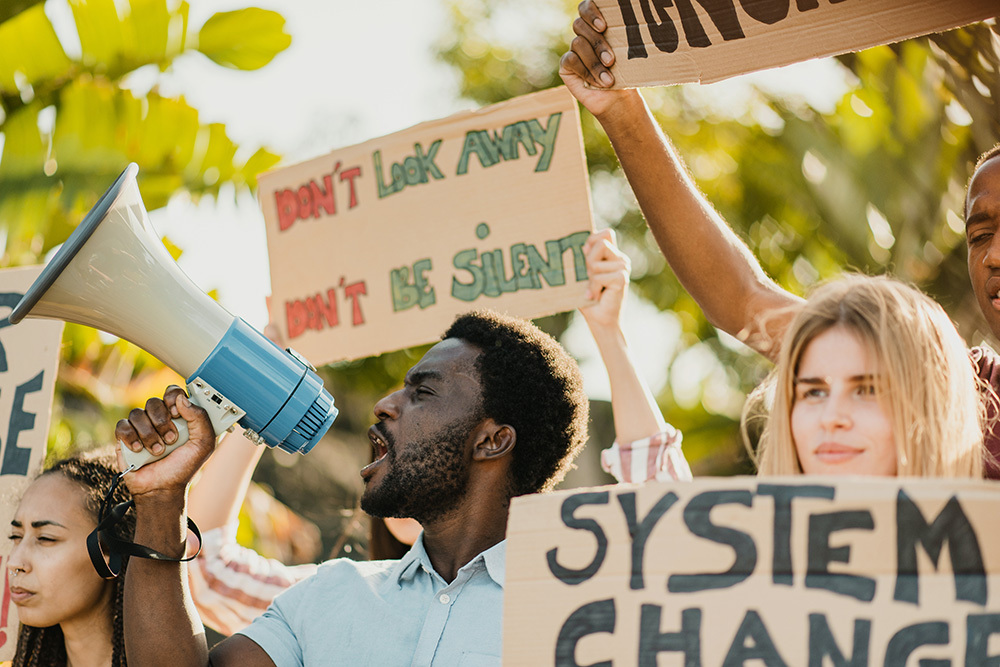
left=745, top=274, right=985, bottom=478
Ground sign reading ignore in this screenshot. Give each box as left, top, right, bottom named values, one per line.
left=503, top=476, right=1000, bottom=665
left=260, top=87, right=594, bottom=365
left=594, top=0, right=998, bottom=88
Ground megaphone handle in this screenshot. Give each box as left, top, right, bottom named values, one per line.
left=119, top=419, right=189, bottom=471
left=119, top=379, right=246, bottom=472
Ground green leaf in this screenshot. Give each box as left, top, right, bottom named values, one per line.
left=160, top=235, right=183, bottom=261
left=196, top=8, right=291, bottom=70
left=241, top=146, right=282, bottom=189
left=70, top=0, right=125, bottom=70
left=0, top=4, right=71, bottom=94
left=0, top=0, right=45, bottom=25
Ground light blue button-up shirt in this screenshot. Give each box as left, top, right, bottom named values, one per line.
left=238, top=535, right=505, bottom=666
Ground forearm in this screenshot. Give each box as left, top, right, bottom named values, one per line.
left=125, top=493, right=210, bottom=667
left=595, top=92, right=800, bottom=358
left=588, top=320, right=666, bottom=445
left=188, top=428, right=264, bottom=532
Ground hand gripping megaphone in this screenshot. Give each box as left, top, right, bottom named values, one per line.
left=9, top=163, right=337, bottom=470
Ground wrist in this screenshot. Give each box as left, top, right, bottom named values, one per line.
left=587, top=319, right=628, bottom=349
left=592, top=88, right=647, bottom=132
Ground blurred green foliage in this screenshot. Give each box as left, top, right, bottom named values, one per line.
left=0, top=0, right=288, bottom=460
left=436, top=0, right=1000, bottom=474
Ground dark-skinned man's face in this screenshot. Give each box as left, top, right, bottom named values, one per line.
left=967, top=155, right=1000, bottom=341
left=361, top=338, right=486, bottom=524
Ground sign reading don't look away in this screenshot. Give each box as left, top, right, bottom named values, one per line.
left=260, top=87, right=594, bottom=365
left=504, top=476, right=1000, bottom=665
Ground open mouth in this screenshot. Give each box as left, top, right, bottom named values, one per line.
left=360, top=426, right=390, bottom=479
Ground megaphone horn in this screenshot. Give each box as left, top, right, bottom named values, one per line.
left=10, top=163, right=337, bottom=469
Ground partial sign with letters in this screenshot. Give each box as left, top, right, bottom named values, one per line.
left=260, top=87, right=595, bottom=365
left=594, top=0, right=998, bottom=88
left=504, top=476, right=1000, bottom=665
left=0, top=265, right=63, bottom=659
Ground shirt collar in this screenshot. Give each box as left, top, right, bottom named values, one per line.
left=393, top=535, right=506, bottom=588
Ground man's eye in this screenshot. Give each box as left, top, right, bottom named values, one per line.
left=969, top=232, right=993, bottom=246
left=7, top=534, right=21, bottom=543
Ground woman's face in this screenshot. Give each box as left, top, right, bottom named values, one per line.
left=7, top=474, right=114, bottom=629
left=790, top=326, right=898, bottom=476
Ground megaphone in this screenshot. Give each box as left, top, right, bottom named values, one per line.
left=9, top=163, right=337, bottom=470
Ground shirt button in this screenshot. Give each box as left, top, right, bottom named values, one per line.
left=439, top=593, right=451, bottom=605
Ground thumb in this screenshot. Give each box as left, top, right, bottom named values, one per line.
left=175, top=394, right=217, bottom=453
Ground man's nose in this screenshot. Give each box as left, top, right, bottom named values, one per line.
left=984, top=233, right=1000, bottom=268
left=373, top=389, right=403, bottom=421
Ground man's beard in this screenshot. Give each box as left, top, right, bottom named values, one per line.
left=361, top=415, right=479, bottom=524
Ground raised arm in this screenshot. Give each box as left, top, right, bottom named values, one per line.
left=117, top=387, right=275, bottom=666
left=580, top=230, right=691, bottom=482
left=560, top=1, right=803, bottom=360
left=188, top=428, right=263, bottom=532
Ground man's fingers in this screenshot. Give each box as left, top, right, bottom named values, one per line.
left=163, top=385, right=187, bottom=419
left=115, top=420, right=142, bottom=453
left=128, top=407, right=167, bottom=456
left=579, top=0, right=608, bottom=33
left=145, top=397, right=178, bottom=445
left=570, top=26, right=614, bottom=88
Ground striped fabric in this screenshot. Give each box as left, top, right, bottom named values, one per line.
left=189, top=524, right=316, bottom=636
left=600, top=427, right=692, bottom=484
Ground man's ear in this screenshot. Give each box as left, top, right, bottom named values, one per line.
left=472, top=421, right=515, bottom=461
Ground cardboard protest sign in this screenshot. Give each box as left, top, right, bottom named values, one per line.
left=260, top=87, right=594, bottom=365
left=0, top=266, right=63, bottom=658
left=595, top=0, right=998, bottom=88
left=504, top=476, right=1000, bottom=665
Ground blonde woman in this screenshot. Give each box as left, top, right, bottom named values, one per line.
left=748, top=275, right=986, bottom=478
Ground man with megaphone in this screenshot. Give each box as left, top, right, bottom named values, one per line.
left=116, top=307, right=590, bottom=666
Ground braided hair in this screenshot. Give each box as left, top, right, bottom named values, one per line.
left=12, top=450, right=133, bottom=667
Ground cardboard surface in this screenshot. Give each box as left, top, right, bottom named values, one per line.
left=0, top=266, right=63, bottom=658
left=594, top=0, right=998, bottom=88
left=260, top=87, right=594, bottom=365
left=504, top=476, right=1000, bottom=665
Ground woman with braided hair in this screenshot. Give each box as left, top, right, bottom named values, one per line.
left=6, top=450, right=132, bottom=667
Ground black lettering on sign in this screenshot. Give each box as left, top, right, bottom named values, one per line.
left=737, top=0, right=790, bottom=25
left=618, top=490, right=678, bottom=590
left=806, top=510, right=876, bottom=602
left=895, top=489, right=986, bottom=606
left=638, top=606, right=700, bottom=667
left=636, top=0, right=679, bottom=54
left=757, top=483, right=835, bottom=585
left=966, top=613, right=1000, bottom=666
left=667, top=489, right=756, bottom=593
left=617, top=0, right=840, bottom=61
left=1, top=371, right=43, bottom=476
left=555, top=598, right=615, bottom=667
left=674, top=0, right=745, bottom=47
left=0, top=292, right=24, bottom=373
left=883, top=622, right=949, bottom=667
left=616, top=0, right=650, bottom=58
left=547, top=491, right=609, bottom=585
left=722, top=609, right=787, bottom=667
left=808, top=613, right=870, bottom=667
